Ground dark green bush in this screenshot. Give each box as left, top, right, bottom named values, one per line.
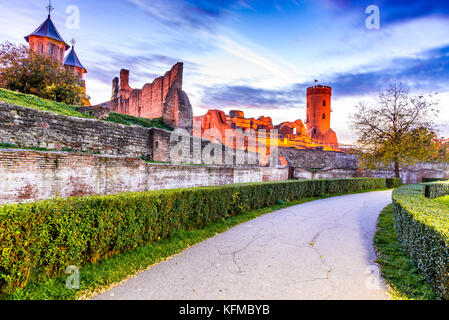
left=392, top=183, right=449, bottom=299
left=422, top=178, right=448, bottom=183
left=0, top=178, right=386, bottom=294
left=424, top=181, right=449, bottom=199
left=386, top=178, right=403, bottom=189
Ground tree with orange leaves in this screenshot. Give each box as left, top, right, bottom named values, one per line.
left=0, top=42, right=87, bottom=106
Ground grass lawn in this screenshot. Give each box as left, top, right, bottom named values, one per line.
left=374, top=204, right=438, bottom=300
left=0, top=88, right=172, bottom=131
left=2, top=189, right=388, bottom=300
left=435, top=195, right=449, bottom=209
left=0, top=88, right=89, bottom=118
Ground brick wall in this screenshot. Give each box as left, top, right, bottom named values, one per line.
left=280, top=147, right=358, bottom=169
left=293, top=162, right=449, bottom=184
left=0, top=150, right=288, bottom=205
left=362, top=162, right=449, bottom=184
left=0, top=102, right=153, bottom=157
left=0, top=102, right=261, bottom=166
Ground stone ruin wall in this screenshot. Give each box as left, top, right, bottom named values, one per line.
left=106, top=62, right=193, bottom=132
left=0, top=102, right=261, bottom=167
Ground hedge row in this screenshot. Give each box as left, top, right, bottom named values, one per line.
left=392, top=183, right=449, bottom=299
left=386, top=178, right=403, bottom=189
left=0, top=178, right=387, bottom=294
left=425, top=181, right=449, bottom=199
left=422, top=178, right=449, bottom=183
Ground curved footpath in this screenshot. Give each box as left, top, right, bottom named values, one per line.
left=95, top=190, right=392, bottom=300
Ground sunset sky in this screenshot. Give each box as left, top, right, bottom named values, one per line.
left=0, top=0, right=448, bottom=143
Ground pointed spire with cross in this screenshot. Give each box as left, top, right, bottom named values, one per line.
left=70, top=38, right=76, bottom=48
left=46, top=0, right=54, bottom=17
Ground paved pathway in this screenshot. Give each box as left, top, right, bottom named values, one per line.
left=95, top=190, right=392, bottom=300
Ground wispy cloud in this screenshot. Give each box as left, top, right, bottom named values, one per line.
left=125, top=0, right=244, bottom=31
left=200, top=83, right=306, bottom=110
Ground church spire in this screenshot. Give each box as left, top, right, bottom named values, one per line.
left=24, top=1, right=69, bottom=63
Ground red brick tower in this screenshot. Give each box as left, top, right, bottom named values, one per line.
left=306, top=84, right=338, bottom=146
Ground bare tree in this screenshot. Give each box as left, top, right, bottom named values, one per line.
left=350, top=82, right=439, bottom=178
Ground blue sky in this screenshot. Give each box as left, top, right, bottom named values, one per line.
left=0, top=0, right=448, bottom=143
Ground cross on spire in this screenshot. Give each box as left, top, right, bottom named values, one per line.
left=46, top=0, right=54, bottom=16
left=70, top=38, right=76, bottom=47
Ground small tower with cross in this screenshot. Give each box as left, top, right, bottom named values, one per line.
left=24, top=0, right=70, bottom=63
left=64, top=38, right=89, bottom=104
left=64, top=38, right=88, bottom=79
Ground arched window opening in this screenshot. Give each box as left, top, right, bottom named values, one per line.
left=322, top=113, right=326, bottom=120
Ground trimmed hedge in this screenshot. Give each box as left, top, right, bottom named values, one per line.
left=425, top=181, right=449, bottom=199
left=422, top=178, right=449, bottom=183
left=392, top=183, right=449, bottom=299
left=386, top=178, right=403, bottom=189
left=0, top=178, right=386, bottom=294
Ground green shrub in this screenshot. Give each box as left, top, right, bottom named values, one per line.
left=422, top=178, right=448, bottom=183
left=392, top=183, right=449, bottom=299
left=0, top=178, right=386, bottom=294
left=386, top=178, right=403, bottom=189
left=424, top=181, right=449, bottom=199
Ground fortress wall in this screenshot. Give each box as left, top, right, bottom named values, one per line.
left=0, top=102, right=260, bottom=166
left=279, top=148, right=358, bottom=170
left=0, top=102, right=153, bottom=157
left=362, top=162, right=449, bottom=184
left=0, top=150, right=288, bottom=205
left=109, top=63, right=189, bottom=128
left=293, top=162, right=449, bottom=184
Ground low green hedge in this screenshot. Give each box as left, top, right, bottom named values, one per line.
left=392, top=183, right=449, bottom=299
left=425, top=181, right=449, bottom=199
left=386, top=178, right=403, bottom=189
left=422, top=178, right=448, bottom=183
left=0, top=178, right=386, bottom=294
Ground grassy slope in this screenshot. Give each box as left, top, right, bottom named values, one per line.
left=0, top=88, right=88, bottom=118
left=0, top=88, right=172, bottom=131
left=435, top=195, right=449, bottom=209
left=374, top=204, right=438, bottom=300
left=2, top=189, right=388, bottom=300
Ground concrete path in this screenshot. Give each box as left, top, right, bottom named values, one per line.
left=95, top=190, right=392, bottom=300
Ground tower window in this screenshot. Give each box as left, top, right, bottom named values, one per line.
left=323, top=101, right=326, bottom=107
left=313, top=129, right=317, bottom=134
left=322, top=113, right=326, bottom=120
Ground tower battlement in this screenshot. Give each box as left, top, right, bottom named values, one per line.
left=307, top=85, right=332, bottom=96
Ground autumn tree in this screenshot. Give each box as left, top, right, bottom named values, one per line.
left=434, top=137, right=449, bottom=162
left=0, top=42, right=86, bottom=105
left=350, top=82, right=440, bottom=178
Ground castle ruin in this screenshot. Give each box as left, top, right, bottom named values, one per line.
left=107, top=63, right=193, bottom=133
